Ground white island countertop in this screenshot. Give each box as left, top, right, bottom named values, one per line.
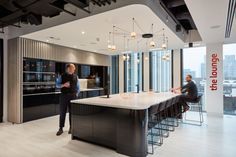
left=71, top=92, right=180, bottom=110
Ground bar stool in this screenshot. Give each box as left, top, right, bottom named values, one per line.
left=172, top=95, right=182, bottom=126
left=165, top=96, right=180, bottom=128
left=183, top=93, right=204, bottom=126
left=154, top=101, right=170, bottom=138
left=147, top=104, right=163, bottom=154
left=160, top=98, right=176, bottom=132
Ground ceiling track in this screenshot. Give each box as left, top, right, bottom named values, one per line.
left=225, top=0, right=236, bottom=38
left=90, top=0, right=116, bottom=7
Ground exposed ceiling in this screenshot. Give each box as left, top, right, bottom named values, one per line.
left=22, top=4, right=184, bottom=55
left=0, top=0, right=117, bottom=28
left=225, top=15, right=236, bottom=44
left=184, top=0, right=229, bottom=44
left=160, top=0, right=197, bottom=31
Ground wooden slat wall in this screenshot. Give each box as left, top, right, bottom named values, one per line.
left=8, top=38, right=23, bottom=123
left=20, top=38, right=110, bottom=66
left=7, top=37, right=110, bottom=123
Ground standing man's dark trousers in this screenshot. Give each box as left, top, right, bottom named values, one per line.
left=59, top=93, right=77, bottom=128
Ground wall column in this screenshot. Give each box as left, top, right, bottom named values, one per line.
left=119, top=55, right=124, bottom=93
left=172, top=49, right=182, bottom=88
left=0, top=28, right=8, bottom=122
left=205, top=43, right=223, bottom=117
left=143, top=52, right=150, bottom=91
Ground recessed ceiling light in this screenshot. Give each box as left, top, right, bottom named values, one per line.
left=81, top=31, right=85, bottom=35
left=49, top=36, right=60, bottom=40
left=210, top=25, right=221, bottom=29
left=90, top=42, right=97, bottom=45
left=73, top=45, right=77, bottom=48
left=46, top=40, right=49, bottom=42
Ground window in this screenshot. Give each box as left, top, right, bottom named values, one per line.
left=223, top=43, right=236, bottom=115
left=111, top=55, right=119, bottom=94
left=149, top=50, right=172, bottom=92
left=183, top=47, right=206, bottom=111
left=124, top=52, right=143, bottom=92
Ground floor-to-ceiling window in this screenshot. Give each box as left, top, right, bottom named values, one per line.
left=111, top=55, right=119, bottom=94
left=149, top=50, right=172, bottom=92
left=183, top=47, right=206, bottom=111
left=124, top=52, right=143, bottom=92
left=223, top=43, right=236, bottom=115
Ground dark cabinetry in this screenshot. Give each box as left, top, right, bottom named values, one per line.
left=23, top=58, right=108, bottom=122
left=23, top=94, right=60, bottom=122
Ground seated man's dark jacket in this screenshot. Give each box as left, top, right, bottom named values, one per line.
left=181, top=80, right=198, bottom=99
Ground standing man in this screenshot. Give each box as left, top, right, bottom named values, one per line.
left=56, top=64, right=80, bottom=136
left=171, top=74, right=198, bottom=112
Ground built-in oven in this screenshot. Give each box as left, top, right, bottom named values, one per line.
left=23, top=58, right=56, bottom=95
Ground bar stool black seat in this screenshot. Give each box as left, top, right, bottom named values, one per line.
left=183, top=93, right=204, bottom=126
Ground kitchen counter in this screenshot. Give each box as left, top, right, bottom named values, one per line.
left=71, top=92, right=179, bottom=110
left=70, top=92, right=181, bottom=157
left=23, top=88, right=104, bottom=96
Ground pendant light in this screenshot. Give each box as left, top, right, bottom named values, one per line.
left=149, top=24, right=155, bottom=47
left=107, top=32, right=112, bottom=50
left=130, top=18, right=137, bottom=39
left=111, top=26, right=116, bottom=51
left=162, top=28, right=167, bottom=49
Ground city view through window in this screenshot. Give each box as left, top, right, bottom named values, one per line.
left=183, top=47, right=206, bottom=111
left=223, top=43, right=236, bottom=115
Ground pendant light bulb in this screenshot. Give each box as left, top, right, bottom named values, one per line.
left=162, top=43, right=167, bottom=49
left=150, top=41, right=156, bottom=47
left=111, top=45, right=116, bottom=51
left=131, top=31, right=136, bottom=39
left=108, top=44, right=112, bottom=50
left=122, top=55, right=126, bottom=60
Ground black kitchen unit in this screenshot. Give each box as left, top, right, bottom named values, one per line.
left=23, top=58, right=59, bottom=122
left=0, top=39, right=3, bottom=122
left=23, top=58, right=107, bottom=122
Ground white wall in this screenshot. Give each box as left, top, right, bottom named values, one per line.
left=172, top=49, right=182, bottom=88
left=205, top=43, right=223, bottom=116
left=0, top=28, right=8, bottom=122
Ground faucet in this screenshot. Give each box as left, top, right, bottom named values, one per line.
left=136, top=84, right=139, bottom=93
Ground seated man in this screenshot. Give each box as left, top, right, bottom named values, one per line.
left=172, top=74, right=198, bottom=112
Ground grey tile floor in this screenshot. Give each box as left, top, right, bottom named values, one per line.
left=0, top=112, right=235, bottom=157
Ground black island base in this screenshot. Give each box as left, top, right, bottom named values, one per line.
left=71, top=103, right=148, bottom=157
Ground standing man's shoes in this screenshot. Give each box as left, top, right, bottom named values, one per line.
left=68, top=127, right=71, bottom=134
left=56, top=128, right=63, bottom=136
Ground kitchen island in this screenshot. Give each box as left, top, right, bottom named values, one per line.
left=71, top=92, right=180, bottom=157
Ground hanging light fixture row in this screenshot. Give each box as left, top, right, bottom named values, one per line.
left=107, top=17, right=169, bottom=52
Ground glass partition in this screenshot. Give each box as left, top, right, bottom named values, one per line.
left=124, top=52, right=143, bottom=92
left=149, top=50, right=172, bottom=92
left=223, top=43, right=236, bottom=115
